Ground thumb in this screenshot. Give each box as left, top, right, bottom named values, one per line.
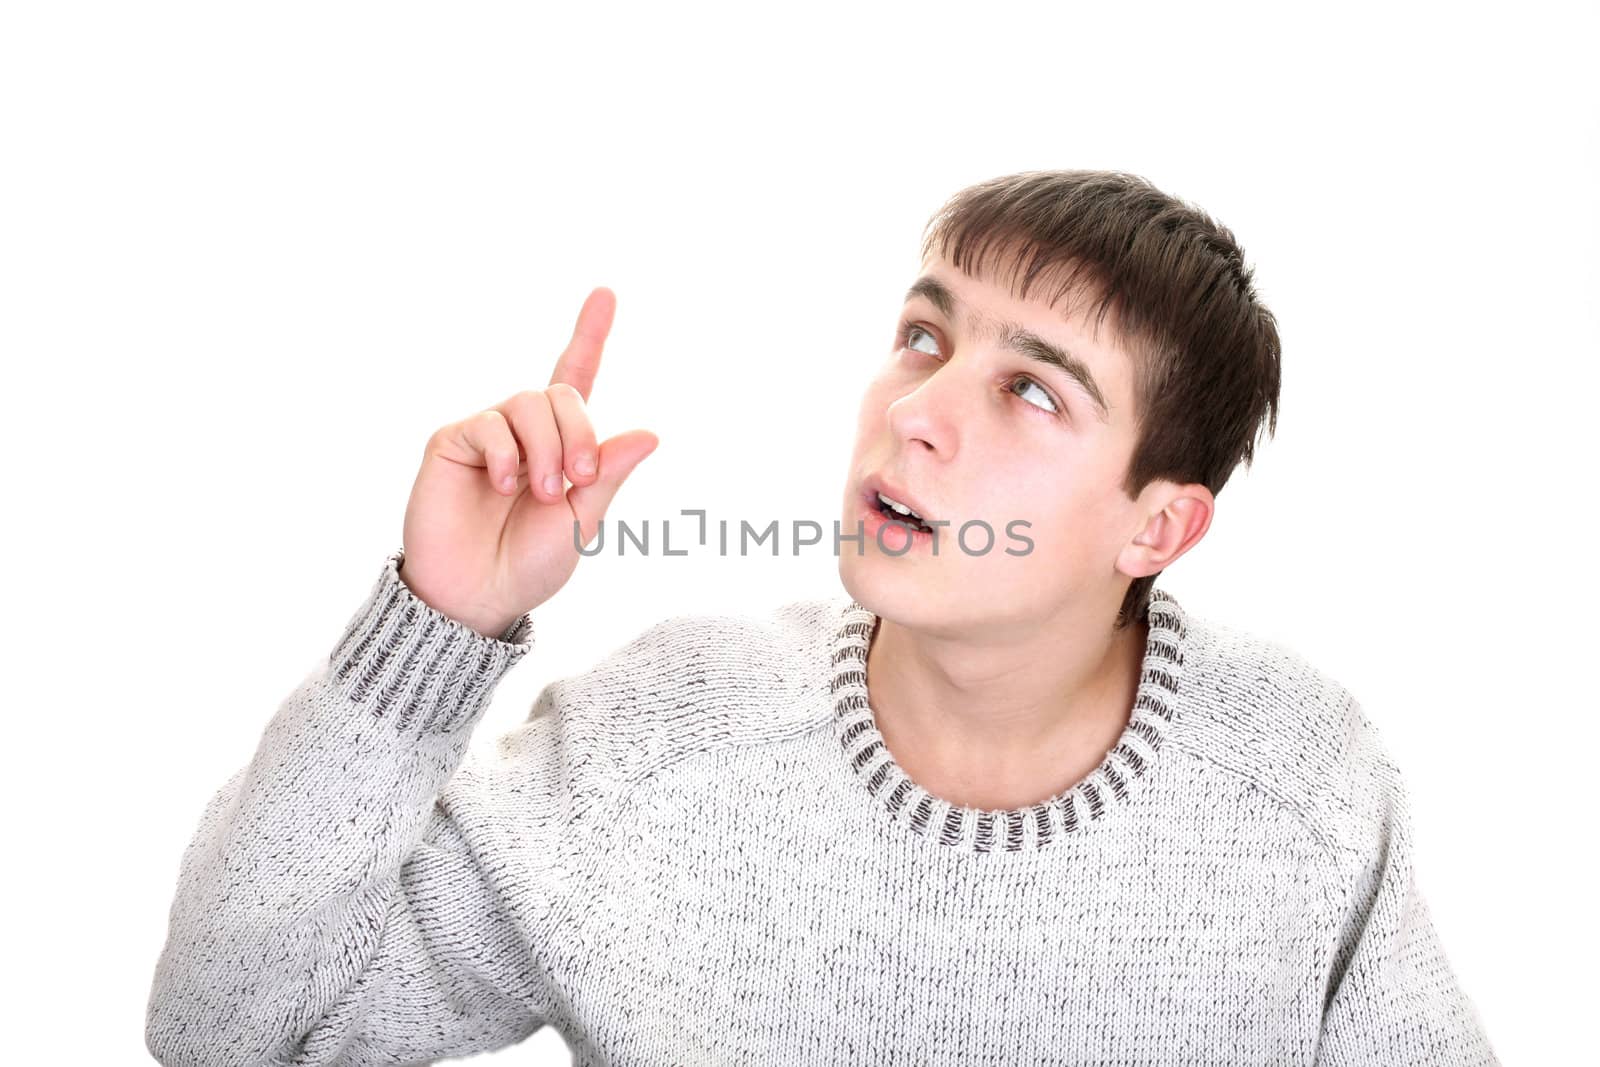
left=566, top=429, right=659, bottom=543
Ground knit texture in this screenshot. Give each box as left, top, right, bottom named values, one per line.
left=146, top=549, right=1500, bottom=1066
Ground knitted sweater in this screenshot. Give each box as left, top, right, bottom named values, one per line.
left=145, top=550, right=1499, bottom=1066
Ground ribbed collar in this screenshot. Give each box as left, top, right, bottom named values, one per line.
left=830, top=590, right=1189, bottom=853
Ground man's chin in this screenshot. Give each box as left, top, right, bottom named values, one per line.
left=839, top=559, right=959, bottom=623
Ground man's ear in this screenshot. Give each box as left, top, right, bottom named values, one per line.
left=1116, top=483, right=1214, bottom=579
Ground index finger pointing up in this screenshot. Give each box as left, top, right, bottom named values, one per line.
left=549, top=286, right=616, bottom=403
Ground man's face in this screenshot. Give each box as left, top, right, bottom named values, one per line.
left=839, top=251, right=1150, bottom=633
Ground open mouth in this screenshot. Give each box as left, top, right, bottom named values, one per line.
left=870, top=489, right=935, bottom=534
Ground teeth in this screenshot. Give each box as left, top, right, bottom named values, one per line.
left=876, top=491, right=924, bottom=521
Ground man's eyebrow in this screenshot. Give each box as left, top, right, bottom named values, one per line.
left=904, top=275, right=1110, bottom=423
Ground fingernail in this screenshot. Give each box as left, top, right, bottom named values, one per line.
left=575, top=455, right=595, bottom=476
left=543, top=475, right=561, bottom=495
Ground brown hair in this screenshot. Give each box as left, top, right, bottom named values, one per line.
left=919, top=169, right=1282, bottom=630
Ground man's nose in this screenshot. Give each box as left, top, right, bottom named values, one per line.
left=886, top=363, right=972, bottom=456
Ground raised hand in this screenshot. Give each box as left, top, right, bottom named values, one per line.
left=398, top=287, right=658, bottom=636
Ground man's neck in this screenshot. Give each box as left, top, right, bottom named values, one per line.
left=865, top=603, right=1149, bottom=811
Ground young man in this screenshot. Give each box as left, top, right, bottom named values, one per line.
left=145, top=170, right=1499, bottom=1065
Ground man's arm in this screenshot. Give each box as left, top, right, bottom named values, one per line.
left=1313, top=713, right=1499, bottom=1065
left=145, top=552, right=549, bottom=1067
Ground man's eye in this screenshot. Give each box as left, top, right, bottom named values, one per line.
left=904, top=323, right=941, bottom=356
left=1010, top=376, right=1060, bottom=414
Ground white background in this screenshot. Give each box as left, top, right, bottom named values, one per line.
left=3, top=1, right=1594, bottom=1063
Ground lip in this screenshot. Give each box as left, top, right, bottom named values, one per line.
left=857, top=489, right=938, bottom=550
left=861, top=474, right=936, bottom=524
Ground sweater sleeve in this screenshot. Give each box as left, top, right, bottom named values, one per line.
left=144, top=550, right=550, bottom=1067
left=1312, top=714, right=1499, bottom=1066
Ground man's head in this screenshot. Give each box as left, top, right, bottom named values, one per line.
left=839, top=169, right=1281, bottom=636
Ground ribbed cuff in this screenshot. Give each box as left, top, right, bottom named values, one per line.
left=326, top=549, right=534, bottom=736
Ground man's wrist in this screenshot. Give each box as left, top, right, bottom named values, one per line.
left=395, top=560, right=517, bottom=641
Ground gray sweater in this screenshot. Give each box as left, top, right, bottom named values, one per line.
left=145, top=549, right=1500, bottom=1065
